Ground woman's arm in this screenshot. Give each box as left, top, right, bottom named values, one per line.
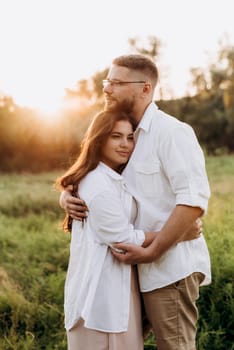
left=88, top=190, right=145, bottom=247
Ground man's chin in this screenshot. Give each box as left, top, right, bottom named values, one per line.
left=104, top=99, right=134, bottom=114
left=104, top=100, right=117, bottom=111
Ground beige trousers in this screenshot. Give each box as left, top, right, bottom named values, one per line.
left=143, top=272, right=205, bottom=350
left=67, top=266, right=144, bottom=350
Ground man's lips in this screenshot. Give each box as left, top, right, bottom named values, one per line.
left=105, top=95, right=116, bottom=103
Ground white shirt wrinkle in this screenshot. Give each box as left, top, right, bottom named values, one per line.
left=89, top=190, right=142, bottom=246
left=123, top=102, right=211, bottom=292
left=64, top=162, right=145, bottom=332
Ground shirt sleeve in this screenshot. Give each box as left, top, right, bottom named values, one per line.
left=158, top=123, right=211, bottom=213
left=88, top=190, right=145, bottom=246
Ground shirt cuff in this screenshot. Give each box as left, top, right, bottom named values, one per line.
left=134, top=229, right=145, bottom=246
left=175, top=194, right=209, bottom=214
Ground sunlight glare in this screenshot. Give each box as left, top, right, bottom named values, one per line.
left=4, top=81, right=66, bottom=119
left=1, top=0, right=234, bottom=114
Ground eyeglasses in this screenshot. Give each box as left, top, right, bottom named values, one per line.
left=102, top=79, right=146, bottom=88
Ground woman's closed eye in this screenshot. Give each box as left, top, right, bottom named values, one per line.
left=127, top=135, right=134, bottom=141
left=111, top=133, right=134, bottom=140
left=111, top=133, right=122, bottom=139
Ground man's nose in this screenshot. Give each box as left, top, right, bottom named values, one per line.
left=103, top=83, right=112, bottom=93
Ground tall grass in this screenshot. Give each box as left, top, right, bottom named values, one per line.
left=0, top=172, right=68, bottom=349
left=195, top=156, right=234, bottom=350
left=0, top=157, right=233, bottom=349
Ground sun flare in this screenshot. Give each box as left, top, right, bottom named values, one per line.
left=0, top=0, right=234, bottom=119
left=5, top=82, right=66, bottom=118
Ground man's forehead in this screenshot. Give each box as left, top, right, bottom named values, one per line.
left=107, top=65, right=146, bottom=82
left=107, top=65, right=132, bottom=79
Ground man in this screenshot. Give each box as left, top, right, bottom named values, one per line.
left=60, top=54, right=211, bottom=350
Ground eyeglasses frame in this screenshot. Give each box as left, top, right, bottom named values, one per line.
left=102, top=79, right=146, bottom=88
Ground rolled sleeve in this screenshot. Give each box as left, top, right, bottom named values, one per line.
left=160, top=124, right=211, bottom=213
left=89, top=190, right=145, bottom=246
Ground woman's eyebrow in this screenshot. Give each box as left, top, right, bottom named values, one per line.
left=111, top=132, right=123, bottom=135
left=111, top=132, right=134, bottom=136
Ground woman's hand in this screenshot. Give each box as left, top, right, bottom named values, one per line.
left=111, top=243, right=155, bottom=264
left=111, top=218, right=203, bottom=264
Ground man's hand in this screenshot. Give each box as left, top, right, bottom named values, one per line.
left=111, top=244, right=155, bottom=264
left=180, top=218, right=203, bottom=242
left=59, top=187, right=88, bottom=221
left=112, top=207, right=203, bottom=265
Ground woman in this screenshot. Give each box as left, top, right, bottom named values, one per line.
left=55, top=110, right=151, bottom=349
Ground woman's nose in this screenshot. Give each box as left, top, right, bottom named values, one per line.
left=120, top=138, right=128, bottom=147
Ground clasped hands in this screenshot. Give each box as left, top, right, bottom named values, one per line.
left=60, top=190, right=203, bottom=264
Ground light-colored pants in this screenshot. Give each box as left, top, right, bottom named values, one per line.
left=143, top=272, right=204, bottom=350
left=67, top=267, right=144, bottom=350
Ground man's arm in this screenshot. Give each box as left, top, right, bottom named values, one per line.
left=59, top=188, right=88, bottom=221
left=142, top=216, right=202, bottom=248
left=112, top=204, right=203, bottom=264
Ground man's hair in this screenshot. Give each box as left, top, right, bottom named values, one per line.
left=112, top=54, right=158, bottom=88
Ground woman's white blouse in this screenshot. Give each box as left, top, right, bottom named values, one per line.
left=64, top=162, right=145, bottom=332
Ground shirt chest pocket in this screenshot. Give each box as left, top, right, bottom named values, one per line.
left=134, top=161, right=161, bottom=197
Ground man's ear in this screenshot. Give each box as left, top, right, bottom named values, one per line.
left=143, top=83, right=151, bottom=93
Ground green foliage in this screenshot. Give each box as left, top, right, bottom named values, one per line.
left=195, top=156, right=234, bottom=349
left=0, top=157, right=234, bottom=349
left=0, top=171, right=69, bottom=349
left=0, top=97, right=102, bottom=173
left=1, top=39, right=234, bottom=172
left=157, top=92, right=231, bottom=154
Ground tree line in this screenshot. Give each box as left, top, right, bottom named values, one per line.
left=0, top=36, right=234, bottom=172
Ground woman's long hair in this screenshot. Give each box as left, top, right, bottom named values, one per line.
left=55, top=109, right=136, bottom=232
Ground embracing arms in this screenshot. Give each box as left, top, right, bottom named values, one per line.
left=59, top=190, right=203, bottom=262
left=112, top=204, right=203, bottom=264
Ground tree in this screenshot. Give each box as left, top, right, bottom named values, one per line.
left=128, top=35, right=162, bottom=61
left=189, top=67, right=209, bottom=95
left=91, top=68, right=109, bottom=100
left=128, top=35, right=168, bottom=100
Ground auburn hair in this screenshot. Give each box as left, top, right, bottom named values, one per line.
left=55, top=109, right=136, bottom=232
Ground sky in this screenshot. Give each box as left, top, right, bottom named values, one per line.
left=0, top=0, right=234, bottom=114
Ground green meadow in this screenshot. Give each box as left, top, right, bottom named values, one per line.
left=0, top=155, right=233, bottom=349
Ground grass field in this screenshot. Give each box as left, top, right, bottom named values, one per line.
left=0, top=155, right=234, bottom=349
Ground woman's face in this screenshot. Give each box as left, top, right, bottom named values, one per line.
left=101, top=120, right=135, bottom=170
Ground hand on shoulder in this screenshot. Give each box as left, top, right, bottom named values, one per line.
left=60, top=187, right=88, bottom=221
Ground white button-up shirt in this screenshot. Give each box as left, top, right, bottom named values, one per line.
left=64, top=162, right=145, bottom=332
left=123, top=102, right=211, bottom=292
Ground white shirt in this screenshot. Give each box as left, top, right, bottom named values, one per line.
left=64, top=162, right=145, bottom=332
left=123, top=102, right=211, bottom=292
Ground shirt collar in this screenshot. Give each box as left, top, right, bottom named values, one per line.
left=99, top=162, right=124, bottom=181
left=136, top=102, right=159, bottom=133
